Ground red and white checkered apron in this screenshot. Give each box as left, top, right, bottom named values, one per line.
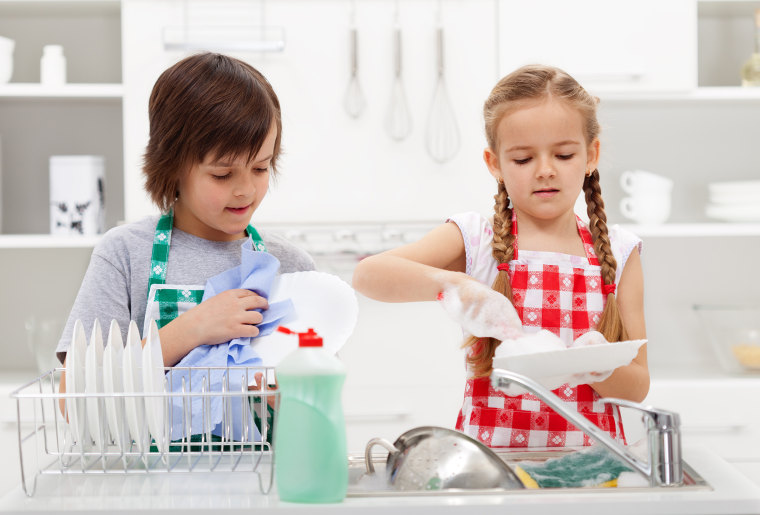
left=455, top=216, right=626, bottom=448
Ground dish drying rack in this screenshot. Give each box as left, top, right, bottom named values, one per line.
left=11, top=366, right=278, bottom=497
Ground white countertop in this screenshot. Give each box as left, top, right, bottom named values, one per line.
left=2, top=372, right=760, bottom=513
left=0, top=446, right=758, bottom=515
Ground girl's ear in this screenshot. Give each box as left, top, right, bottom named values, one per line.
left=483, top=147, right=503, bottom=182
left=586, top=138, right=601, bottom=172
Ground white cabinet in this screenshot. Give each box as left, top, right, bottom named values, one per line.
left=0, top=1, right=124, bottom=371
left=646, top=378, right=760, bottom=462
left=0, top=0, right=124, bottom=235
left=498, top=0, right=697, bottom=92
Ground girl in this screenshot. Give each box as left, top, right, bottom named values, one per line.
left=56, top=53, right=314, bottom=381
left=352, top=64, right=647, bottom=448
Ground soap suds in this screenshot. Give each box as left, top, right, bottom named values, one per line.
left=438, top=280, right=523, bottom=342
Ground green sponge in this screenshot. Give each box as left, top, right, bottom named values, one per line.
left=514, top=446, right=633, bottom=488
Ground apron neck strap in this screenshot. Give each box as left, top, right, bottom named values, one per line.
left=508, top=213, right=597, bottom=264
left=147, top=210, right=267, bottom=298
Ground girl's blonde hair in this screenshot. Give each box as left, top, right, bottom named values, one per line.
left=466, top=64, right=627, bottom=377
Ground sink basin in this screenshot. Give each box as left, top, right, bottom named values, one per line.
left=347, top=449, right=710, bottom=497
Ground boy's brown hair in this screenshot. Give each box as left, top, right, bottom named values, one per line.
left=143, top=52, right=282, bottom=212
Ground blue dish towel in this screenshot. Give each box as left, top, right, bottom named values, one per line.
left=169, top=239, right=294, bottom=441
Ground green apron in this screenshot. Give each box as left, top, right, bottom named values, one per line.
left=145, top=210, right=274, bottom=450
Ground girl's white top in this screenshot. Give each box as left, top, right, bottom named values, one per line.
left=447, top=211, right=642, bottom=296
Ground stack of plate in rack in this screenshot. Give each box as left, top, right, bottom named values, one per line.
left=706, top=180, right=760, bottom=222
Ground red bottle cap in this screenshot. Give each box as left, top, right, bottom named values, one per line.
left=298, top=328, right=323, bottom=348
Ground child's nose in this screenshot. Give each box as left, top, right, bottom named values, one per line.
left=233, top=173, right=256, bottom=197
left=535, top=157, right=556, bottom=179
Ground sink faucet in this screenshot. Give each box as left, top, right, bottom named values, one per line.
left=491, top=368, right=683, bottom=487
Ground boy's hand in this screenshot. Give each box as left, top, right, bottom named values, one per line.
left=438, top=278, right=524, bottom=342
left=181, top=289, right=269, bottom=347
left=249, top=372, right=278, bottom=409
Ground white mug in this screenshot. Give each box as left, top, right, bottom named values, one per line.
left=0, top=35, right=15, bottom=84
left=620, top=193, right=671, bottom=224
left=620, top=170, right=673, bottom=195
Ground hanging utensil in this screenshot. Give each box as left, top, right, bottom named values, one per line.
left=384, top=1, right=412, bottom=141
left=425, top=3, right=460, bottom=163
left=343, top=0, right=365, bottom=118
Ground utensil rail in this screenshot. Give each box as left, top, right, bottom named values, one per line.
left=11, top=366, right=278, bottom=497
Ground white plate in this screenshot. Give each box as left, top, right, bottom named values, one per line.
left=251, top=271, right=358, bottom=378
left=65, top=319, right=89, bottom=448
left=123, top=320, right=149, bottom=454
left=103, top=320, right=128, bottom=452
left=707, top=191, right=760, bottom=205
left=708, top=180, right=760, bottom=199
left=142, top=320, right=167, bottom=455
left=492, top=339, right=647, bottom=392
left=706, top=203, right=760, bottom=222
left=84, top=319, right=106, bottom=451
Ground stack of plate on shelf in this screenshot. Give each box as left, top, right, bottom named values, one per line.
left=705, top=180, right=760, bottom=222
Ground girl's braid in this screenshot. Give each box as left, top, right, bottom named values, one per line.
left=464, top=180, right=516, bottom=377
left=584, top=169, right=628, bottom=342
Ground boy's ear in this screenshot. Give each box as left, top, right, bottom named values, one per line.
left=483, top=147, right=502, bottom=182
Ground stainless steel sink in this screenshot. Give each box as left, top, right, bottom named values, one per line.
left=347, top=449, right=711, bottom=497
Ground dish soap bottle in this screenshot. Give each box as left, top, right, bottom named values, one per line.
left=274, top=327, right=347, bottom=503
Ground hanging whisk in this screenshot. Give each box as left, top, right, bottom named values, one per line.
left=343, top=0, right=366, bottom=118
left=384, top=0, right=412, bottom=141
left=425, top=1, right=460, bottom=163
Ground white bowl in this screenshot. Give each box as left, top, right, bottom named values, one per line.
left=694, top=305, right=760, bottom=374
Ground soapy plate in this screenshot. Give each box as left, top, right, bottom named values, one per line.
left=252, top=271, right=358, bottom=370
left=492, top=339, right=646, bottom=390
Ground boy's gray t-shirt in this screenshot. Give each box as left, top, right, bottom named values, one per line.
left=56, top=216, right=315, bottom=363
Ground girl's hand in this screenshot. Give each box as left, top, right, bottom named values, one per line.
left=569, top=331, right=615, bottom=384
left=570, top=330, right=610, bottom=348
left=181, top=288, right=269, bottom=347
left=437, top=278, right=524, bottom=342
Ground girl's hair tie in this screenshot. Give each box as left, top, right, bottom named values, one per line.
left=602, top=283, right=616, bottom=295
left=496, top=263, right=510, bottom=272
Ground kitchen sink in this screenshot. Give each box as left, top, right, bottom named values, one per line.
left=347, top=449, right=711, bottom=497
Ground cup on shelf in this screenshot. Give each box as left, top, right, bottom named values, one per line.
left=619, top=170, right=673, bottom=225
left=0, top=35, right=15, bottom=84
left=620, top=194, right=672, bottom=225
left=620, top=169, right=674, bottom=196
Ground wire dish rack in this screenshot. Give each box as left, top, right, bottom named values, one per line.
left=11, top=366, right=278, bottom=497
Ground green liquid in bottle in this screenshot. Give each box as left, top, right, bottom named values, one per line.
left=274, top=373, right=348, bottom=503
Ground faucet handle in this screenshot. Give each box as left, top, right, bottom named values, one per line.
left=601, top=397, right=683, bottom=486
left=600, top=397, right=681, bottom=431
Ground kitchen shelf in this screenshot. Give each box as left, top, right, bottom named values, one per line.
left=0, top=0, right=119, bottom=14
left=0, top=234, right=100, bottom=249
left=619, top=223, right=760, bottom=237
left=0, top=83, right=123, bottom=99
left=600, top=87, right=760, bottom=102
